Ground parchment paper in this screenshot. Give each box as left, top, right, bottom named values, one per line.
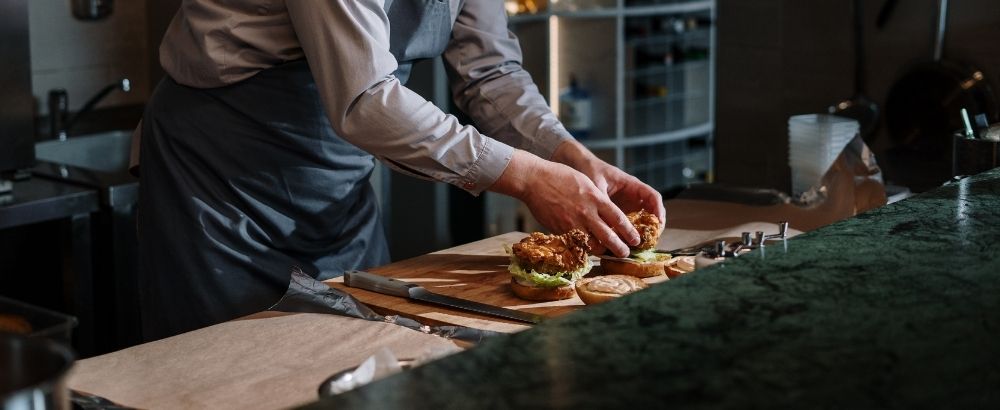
left=67, top=311, right=457, bottom=409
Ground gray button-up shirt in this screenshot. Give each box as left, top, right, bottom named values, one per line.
left=153, top=0, right=573, bottom=194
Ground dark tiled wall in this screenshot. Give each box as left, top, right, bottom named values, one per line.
left=29, top=1, right=151, bottom=115
left=716, top=0, right=1000, bottom=191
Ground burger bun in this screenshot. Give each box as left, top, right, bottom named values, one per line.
left=509, top=278, right=576, bottom=301
left=575, top=275, right=648, bottom=305
left=600, top=257, right=667, bottom=278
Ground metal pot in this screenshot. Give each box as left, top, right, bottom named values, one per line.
left=0, top=333, right=74, bottom=410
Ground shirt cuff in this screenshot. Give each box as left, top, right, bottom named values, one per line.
left=458, top=137, right=515, bottom=196
left=528, top=124, right=575, bottom=160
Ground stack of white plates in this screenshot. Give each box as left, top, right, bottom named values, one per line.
left=788, top=114, right=858, bottom=195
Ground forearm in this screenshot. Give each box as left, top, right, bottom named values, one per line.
left=489, top=150, right=544, bottom=200
left=551, top=139, right=607, bottom=174
left=287, top=0, right=514, bottom=195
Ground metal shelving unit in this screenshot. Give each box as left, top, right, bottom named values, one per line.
left=480, top=0, right=716, bottom=235
left=505, top=0, right=716, bottom=193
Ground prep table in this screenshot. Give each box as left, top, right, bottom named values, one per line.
left=65, top=221, right=802, bottom=408
left=306, top=169, right=1000, bottom=408
left=66, top=221, right=794, bottom=409
left=67, top=165, right=995, bottom=408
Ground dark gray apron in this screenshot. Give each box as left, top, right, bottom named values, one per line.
left=138, top=0, right=453, bottom=341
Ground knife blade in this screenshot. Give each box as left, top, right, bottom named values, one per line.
left=343, top=270, right=543, bottom=324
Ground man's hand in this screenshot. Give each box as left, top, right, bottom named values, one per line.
left=551, top=141, right=666, bottom=252
left=490, top=150, right=640, bottom=257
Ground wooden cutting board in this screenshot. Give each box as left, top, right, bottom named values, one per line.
left=326, top=232, right=588, bottom=333
left=326, top=222, right=800, bottom=333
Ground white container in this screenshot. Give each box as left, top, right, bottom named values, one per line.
left=788, top=114, right=859, bottom=195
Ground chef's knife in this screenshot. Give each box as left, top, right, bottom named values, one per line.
left=343, top=270, right=543, bottom=324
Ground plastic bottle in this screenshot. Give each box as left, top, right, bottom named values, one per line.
left=559, top=74, right=593, bottom=139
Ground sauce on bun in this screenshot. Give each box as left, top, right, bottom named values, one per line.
left=575, top=275, right=647, bottom=305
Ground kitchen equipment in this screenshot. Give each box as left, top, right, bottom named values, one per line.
left=883, top=0, right=998, bottom=184
left=344, top=270, right=544, bottom=324
left=71, top=0, right=113, bottom=21
left=0, top=333, right=75, bottom=410
left=875, top=0, right=899, bottom=29
left=702, top=221, right=790, bottom=259
left=829, top=0, right=879, bottom=140
left=953, top=132, right=1000, bottom=177
left=0, top=0, right=35, bottom=177
left=657, top=221, right=788, bottom=257
left=0, top=297, right=78, bottom=346
left=788, top=115, right=859, bottom=195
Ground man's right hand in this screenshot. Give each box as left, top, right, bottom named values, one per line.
left=489, top=150, right=640, bottom=258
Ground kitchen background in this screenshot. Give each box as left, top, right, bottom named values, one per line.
left=1, top=0, right=998, bottom=355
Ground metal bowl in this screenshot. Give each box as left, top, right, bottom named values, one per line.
left=0, top=333, right=74, bottom=410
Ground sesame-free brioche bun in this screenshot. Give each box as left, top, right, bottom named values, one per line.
left=600, top=257, right=667, bottom=278
left=509, top=278, right=576, bottom=301
left=665, top=255, right=696, bottom=278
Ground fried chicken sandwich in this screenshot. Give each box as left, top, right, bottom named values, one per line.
left=600, top=210, right=670, bottom=278
left=506, top=229, right=593, bottom=301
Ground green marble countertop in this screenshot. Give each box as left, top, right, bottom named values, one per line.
left=307, top=169, right=1000, bottom=409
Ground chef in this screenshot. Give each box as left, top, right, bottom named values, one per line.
left=134, top=0, right=665, bottom=341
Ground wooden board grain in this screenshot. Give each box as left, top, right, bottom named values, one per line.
left=327, top=232, right=573, bottom=333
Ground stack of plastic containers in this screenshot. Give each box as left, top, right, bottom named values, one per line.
left=788, top=114, right=859, bottom=195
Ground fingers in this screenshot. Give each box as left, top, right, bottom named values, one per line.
left=514, top=161, right=639, bottom=257
left=644, top=187, right=666, bottom=227
left=586, top=215, right=630, bottom=257
left=609, top=175, right=666, bottom=228
left=598, top=202, right=640, bottom=247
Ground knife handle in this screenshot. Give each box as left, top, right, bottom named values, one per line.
left=343, top=270, right=415, bottom=298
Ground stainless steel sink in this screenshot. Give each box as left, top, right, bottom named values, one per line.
left=34, top=130, right=132, bottom=174
left=33, top=130, right=137, bottom=208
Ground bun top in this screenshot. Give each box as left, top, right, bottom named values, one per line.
left=626, top=210, right=661, bottom=251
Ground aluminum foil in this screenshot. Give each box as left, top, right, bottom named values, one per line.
left=268, top=269, right=499, bottom=344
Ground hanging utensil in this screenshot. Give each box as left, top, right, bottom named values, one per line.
left=830, top=0, right=880, bottom=141
left=882, top=0, right=998, bottom=190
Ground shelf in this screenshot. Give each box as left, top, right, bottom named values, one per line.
left=577, top=137, right=618, bottom=150
left=501, top=0, right=715, bottom=212
left=622, top=122, right=713, bottom=145
left=626, top=60, right=709, bottom=78
left=624, top=29, right=711, bottom=47
left=579, top=122, right=712, bottom=151
left=625, top=156, right=687, bottom=172
left=621, top=1, right=713, bottom=15
left=506, top=0, right=714, bottom=23
left=627, top=90, right=707, bottom=107
left=507, top=13, right=549, bottom=24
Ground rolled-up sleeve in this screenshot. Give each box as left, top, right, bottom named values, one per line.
left=285, top=0, right=513, bottom=195
left=443, top=0, right=574, bottom=160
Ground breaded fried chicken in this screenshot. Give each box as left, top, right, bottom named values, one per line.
left=511, top=229, right=591, bottom=274
left=627, top=210, right=661, bottom=251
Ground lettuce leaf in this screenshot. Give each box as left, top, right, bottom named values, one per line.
left=629, top=249, right=669, bottom=262
left=505, top=245, right=593, bottom=288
